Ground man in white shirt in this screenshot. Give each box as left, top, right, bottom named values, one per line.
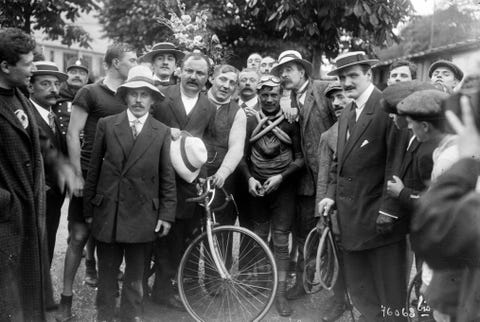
left=319, top=52, right=406, bottom=321
left=28, top=61, right=69, bottom=266
left=237, top=67, right=261, bottom=116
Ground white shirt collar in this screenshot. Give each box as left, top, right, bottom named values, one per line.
left=238, top=95, right=258, bottom=108
left=354, top=83, right=375, bottom=110
left=30, top=98, right=51, bottom=124
left=127, top=109, right=149, bottom=133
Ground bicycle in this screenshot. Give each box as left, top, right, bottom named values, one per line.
left=177, top=177, right=278, bottom=322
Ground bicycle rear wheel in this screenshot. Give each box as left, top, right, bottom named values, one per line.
left=178, top=225, right=278, bottom=322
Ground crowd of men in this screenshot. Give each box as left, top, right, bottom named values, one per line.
left=0, top=25, right=478, bottom=322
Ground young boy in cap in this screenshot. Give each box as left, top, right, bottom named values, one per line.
left=83, top=65, right=176, bottom=322
left=239, top=75, right=304, bottom=317
left=429, top=59, right=463, bottom=93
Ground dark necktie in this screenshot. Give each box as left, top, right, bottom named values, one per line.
left=347, top=102, right=357, bottom=136
left=48, top=112, right=56, bottom=134
left=240, top=102, right=248, bottom=109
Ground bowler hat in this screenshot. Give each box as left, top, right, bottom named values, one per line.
left=141, top=42, right=185, bottom=64
left=428, top=60, right=463, bottom=81
left=382, top=80, right=437, bottom=114
left=116, top=65, right=164, bottom=101
left=170, top=132, right=207, bottom=183
left=32, top=61, right=68, bottom=82
left=271, top=50, right=313, bottom=77
left=66, top=57, right=89, bottom=73
left=327, top=51, right=379, bottom=76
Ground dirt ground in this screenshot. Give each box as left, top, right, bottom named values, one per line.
left=47, top=198, right=357, bottom=322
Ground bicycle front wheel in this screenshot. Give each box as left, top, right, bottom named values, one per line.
left=178, top=225, right=278, bottom=322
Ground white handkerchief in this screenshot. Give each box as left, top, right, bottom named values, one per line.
left=360, top=139, right=369, bottom=148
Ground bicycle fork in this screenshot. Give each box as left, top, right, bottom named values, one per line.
left=206, top=215, right=231, bottom=279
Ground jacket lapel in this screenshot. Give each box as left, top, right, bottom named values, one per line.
left=341, top=91, right=377, bottom=164
left=168, top=85, right=188, bottom=128
left=300, top=83, right=315, bottom=135
left=399, top=138, right=419, bottom=177
left=0, top=93, right=31, bottom=141
left=336, top=106, right=349, bottom=165
left=122, top=116, right=157, bottom=174
left=184, top=95, right=208, bottom=130
left=113, top=112, right=134, bottom=161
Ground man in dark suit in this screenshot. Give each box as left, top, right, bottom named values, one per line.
left=272, top=50, right=336, bottom=299
left=83, top=65, right=176, bottom=322
left=0, top=27, right=77, bottom=322
left=237, top=67, right=261, bottom=117
left=28, top=61, right=69, bottom=265
left=151, top=52, right=217, bottom=309
left=319, top=51, right=405, bottom=321
left=140, top=42, right=184, bottom=88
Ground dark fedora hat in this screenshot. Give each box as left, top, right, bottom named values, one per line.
left=428, top=60, right=464, bottom=81
left=141, top=42, right=185, bottom=63
left=32, top=61, right=68, bottom=82
left=327, top=51, right=379, bottom=76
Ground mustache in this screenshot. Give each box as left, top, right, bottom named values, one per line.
left=46, top=93, right=59, bottom=99
left=344, top=86, right=355, bottom=91
left=71, top=77, right=83, bottom=81
left=132, top=104, right=145, bottom=109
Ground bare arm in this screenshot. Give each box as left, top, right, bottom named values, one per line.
left=66, top=105, right=88, bottom=175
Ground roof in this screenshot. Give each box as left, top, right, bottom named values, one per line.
left=374, top=37, right=480, bottom=68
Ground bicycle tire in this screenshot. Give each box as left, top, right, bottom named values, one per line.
left=302, top=227, right=323, bottom=294
left=178, top=225, right=278, bottom=322
left=406, top=269, right=432, bottom=322
left=316, top=226, right=339, bottom=291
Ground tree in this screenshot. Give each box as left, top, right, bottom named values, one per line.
left=377, top=4, right=480, bottom=60
left=97, top=0, right=412, bottom=74
left=0, top=0, right=99, bottom=48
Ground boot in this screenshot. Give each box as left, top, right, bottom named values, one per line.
left=286, top=274, right=306, bottom=300
left=85, top=259, right=98, bottom=287
left=321, top=298, right=348, bottom=322
left=275, top=281, right=292, bottom=317
left=55, top=294, right=74, bottom=322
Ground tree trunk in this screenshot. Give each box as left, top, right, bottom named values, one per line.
left=311, top=46, right=323, bottom=79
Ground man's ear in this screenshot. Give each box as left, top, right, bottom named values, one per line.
left=27, top=82, right=34, bottom=94
left=0, top=60, right=10, bottom=74
left=209, top=75, right=215, bottom=84
left=112, top=57, right=120, bottom=69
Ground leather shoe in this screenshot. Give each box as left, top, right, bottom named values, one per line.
left=275, top=294, right=292, bottom=317
left=286, top=280, right=306, bottom=300
left=321, top=300, right=347, bottom=322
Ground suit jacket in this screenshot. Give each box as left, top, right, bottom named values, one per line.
left=83, top=112, right=177, bottom=243
left=151, top=84, right=216, bottom=219
left=31, top=105, right=68, bottom=194
left=297, top=80, right=336, bottom=196
left=0, top=89, right=56, bottom=321
left=315, top=122, right=338, bottom=214
left=326, top=87, right=397, bottom=250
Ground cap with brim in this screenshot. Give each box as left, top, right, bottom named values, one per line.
left=428, top=60, right=464, bottom=81
left=170, top=131, right=207, bottom=183
left=397, top=89, right=449, bottom=121
left=116, top=65, right=164, bottom=101
left=257, top=75, right=282, bottom=90
left=271, top=50, right=313, bottom=76
left=66, top=58, right=89, bottom=73
left=327, top=51, right=379, bottom=76
left=324, top=81, right=343, bottom=97
left=141, top=42, right=185, bottom=64
left=382, top=80, right=438, bottom=114
left=33, top=61, right=68, bottom=82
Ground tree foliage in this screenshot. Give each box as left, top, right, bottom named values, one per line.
left=0, top=0, right=98, bottom=48
left=377, top=4, right=480, bottom=60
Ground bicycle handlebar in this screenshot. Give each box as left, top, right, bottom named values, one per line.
left=185, top=178, right=239, bottom=214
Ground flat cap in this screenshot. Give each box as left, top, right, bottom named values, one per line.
left=397, top=89, right=449, bottom=121
left=382, top=80, right=437, bottom=114
left=428, top=60, right=463, bottom=81
left=325, top=81, right=343, bottom=97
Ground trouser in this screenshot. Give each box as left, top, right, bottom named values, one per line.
left=97, top=241, right=149, bottom=321
left=45, top=188, right=65, bottom=265
left=150, top=212, right=202, bottom=301
left=343, top=240, right=408, bottom=321
left=293, top=195, right=317, bottom=275
left=249, top=179, right=295, bottom=272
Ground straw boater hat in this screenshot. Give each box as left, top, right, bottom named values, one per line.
left=32, top=61, right=68, bottom=82
left=327, top=51, right=379, bottom=76
left=116, top=65, right=165, bottom=101
left=170, top=131, right=207, bottom=183
left=141, top=42, right=185, bottom=63
left=428, top=60, right=464, bottom=81
left=271, top=50, right=313, bottom=76
left=65, top=57, right=89, bottom=73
